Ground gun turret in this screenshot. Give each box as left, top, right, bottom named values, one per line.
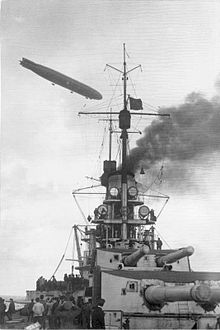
left=123, top=245, right=150, bottom=266
left=156, top=246, right=194, bottom=267
left=144, top=284, right=220, bottom=311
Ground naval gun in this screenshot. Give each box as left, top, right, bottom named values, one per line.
left=156, top=246, right=194, bottom=267
left=144, top=284, right=220, bottom=311
left=123, top=245, right=150, bottom=266
left=123, top=245, right=193, bottom=267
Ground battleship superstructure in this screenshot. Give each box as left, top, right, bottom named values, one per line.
left=27, top=45, right=220, bottom=329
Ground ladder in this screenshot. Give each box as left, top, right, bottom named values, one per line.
left=178, top=301, right=190, bottom=315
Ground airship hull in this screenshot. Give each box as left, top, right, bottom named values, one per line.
left=20, top=58, right=102, bottom=100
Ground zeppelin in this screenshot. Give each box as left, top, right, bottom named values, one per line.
left=20, top=58, right=102, bottom=100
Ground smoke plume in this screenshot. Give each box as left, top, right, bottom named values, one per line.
left=127, top=92, right=220, bottom=176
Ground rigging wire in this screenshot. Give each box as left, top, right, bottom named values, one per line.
left=85, top=176, right=100, bottom=182
left=154, top=227, right=172, bottom=249
left=80, top=94, right=123, bottom=113
left=151, top=188, right=169, bottom=198
left=106, top=66, right=123, bottom=107
left=125, top=48, right=130, bottom=59
left=72, top=228, right=75, bottom=274
left=127, top=138, right=131, bottom=159
left=95, top=124, right=107, bottom=176
left=128, top=71, right=141, bottom=99
left=153, top=165, right=164, bottom=185
left=112, top=116, right=122, bottom=163
left=73, top=184, right=102, bottom=193
left=114, top=133, right=122, bottom=164
left=75, top=225, right=86, bottom=235
left=92, top=67, right=123, bottom=166
left=156, top=197, right=169, bottom=219
left=50, top=227, right=73, bottom=280
left=72, top=194, right=89, bottom=225
left=98, top=125, right=107, bottom=160
left=142, top=101, right=160, bottom=112
left=126, top=70, right=160, bottom=148
left=127, top=71, right=144, bottom=142
left=101, top=66, right=123, bottom=163
left=138, top=165, right=166, bottom=193
left=75, top=67, right=124, bottom=231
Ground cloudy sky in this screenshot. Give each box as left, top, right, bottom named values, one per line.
left=1, top=0, right=220, bottom=296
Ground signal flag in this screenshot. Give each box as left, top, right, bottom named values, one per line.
left=129, top=97, right=143, bottom=110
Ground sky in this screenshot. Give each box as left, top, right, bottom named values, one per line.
left=1, top=0, right=220, bottom=296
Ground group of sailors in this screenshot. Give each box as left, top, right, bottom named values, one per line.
left=0, top=297, right=15, bottom=326
left=36, top=274, right=86, bottom=292
left=142, top=230, right=163, bottom=250
left=24, top=294, right=105, bottom=329
left=91, top=219, right=163, bottom=251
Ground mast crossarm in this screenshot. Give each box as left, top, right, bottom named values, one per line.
left=85, top=176, right=100, bottom=182
left=131, top=112, right=170, bottom=117
left=113, top=130, right=141, bottom=134
left=72, top=192, right=105, bottom=195
left=105, top=64, right=123, bottom=74
left=139, top=194, right=169, bottom=199
left=72, top=184, right=102, bottom=194
left=78, top=111, right=170, bottom=117
left=65, top=258, right=85, bottom=261
left=99, top=119, right=118, bottom=122
left=126, top=64, right=142, bottom=74
left=78, top=111, right=120, bottom=115
left=106, top=64, right=142, bottom=75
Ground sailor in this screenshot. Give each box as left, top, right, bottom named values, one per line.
left=215, top=316, right=220, bottom=329
left=61, top=296, right=73, bottom=311
left=63, top=273, right=68, bottom=290
left=81, top=300, right=92, bottom=329
left=32, top=297, right=44, bottom=327
left=92, top=298, right=105, bottom=329
left=51, top=275, right=57, bottom=290
left=51, top=297, right=60, bottom=329
left=122, top=317, right=130, bottom=329
left=149, top=209, right=156, bottom=222
left=96, top=225, right=101, bottom=237
left=37, top=276, right=45, bottom=291
left=28, top=298, right=35, bottom=322
left=36, top=277, right=40, bottom=291
left=94, top=208, right=99, bottom=219
left=143, top=230, right=151, bottom=248
left=156, top=237, right=163, bottom=250
left=67, top=274, right=74, bottom=291
left=6, top=298, right=15, bottom=321
left=39, top=294, right=48, bottom=329
left=46, top=298, right=55, bottom=329
left=0, top=297, right=6, bottom=326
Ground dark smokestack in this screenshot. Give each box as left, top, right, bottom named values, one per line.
left=127, top=92, right=220, bottom=174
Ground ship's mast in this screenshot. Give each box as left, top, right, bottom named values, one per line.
left=120, top=43, right=130, bottom=240
left=78, top=44, right=170, bottom=243
left=109, top=108, right=113, bottom=161
left=123, top=43, right=127, bottom=110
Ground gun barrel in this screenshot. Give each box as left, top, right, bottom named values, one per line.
left=123, top=245, right=150, bottom=266
left=156, top=246, right=194, bottom=267
left=145, top=284, right=212, bottom=305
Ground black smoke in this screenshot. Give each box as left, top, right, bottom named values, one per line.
left=126, top=92, right=220, bottom=175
